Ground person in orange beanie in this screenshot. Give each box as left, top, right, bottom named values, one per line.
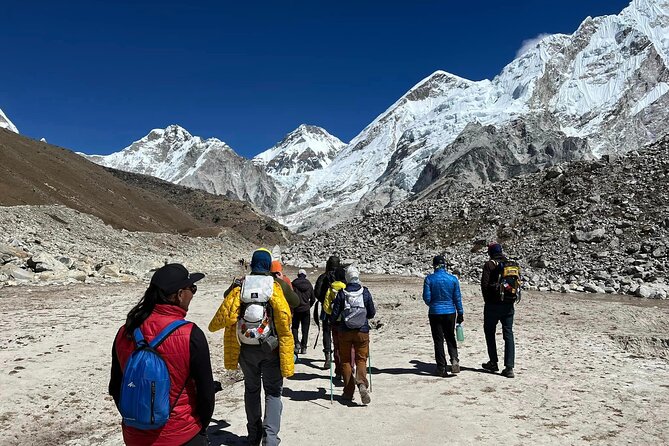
left=270, top=260, right=292, bottom=289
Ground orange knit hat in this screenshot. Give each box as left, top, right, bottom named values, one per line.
left=270, top=260, right=283, bottom=273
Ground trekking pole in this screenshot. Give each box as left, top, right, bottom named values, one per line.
left=313, top=326, right=320, bottom=350
left=368, top=343, right=372, bottom=393
left=329, top=351, right=334, bottom=404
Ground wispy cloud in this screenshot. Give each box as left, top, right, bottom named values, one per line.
left=516, top=33, right=552, bottom=58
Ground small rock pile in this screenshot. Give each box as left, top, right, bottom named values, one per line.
left=0, top=205, right=252, bottom=287
left=286, top=135, right=669, bottom=298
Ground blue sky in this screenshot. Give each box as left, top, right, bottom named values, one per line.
left=1, top=0, right=631, bottom=157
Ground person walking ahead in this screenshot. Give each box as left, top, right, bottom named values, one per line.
left=209, top=248, right=295, bottom=446
left=314, top=255, right=341, bottom=368
left=291, top=269, right=315, bottom=354
left=422, top=255, right=464, bottom=377
left=481, top=242, right=516, bottom=378
left=331, top=266, right=375, bottom=405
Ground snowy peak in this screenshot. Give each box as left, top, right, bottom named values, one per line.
left=86, top=124, right=234, bottom=183
left=621, top=0, right=669, bottom=63
left=0, top=108, right=19, bottom=133
left=254, top=124, right=346, bottom=175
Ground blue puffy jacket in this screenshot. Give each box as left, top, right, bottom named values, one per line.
left=423, top=268, right=464, bottom=315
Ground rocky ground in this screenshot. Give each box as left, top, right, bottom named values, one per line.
left=286, top=135, right=669, bottom=299
left=0, top=205, right=254, bottom=287
left=1, top=274, right=667, bottom=445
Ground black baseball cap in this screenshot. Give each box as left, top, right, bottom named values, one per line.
left=150, top=263, right=205, bottom=295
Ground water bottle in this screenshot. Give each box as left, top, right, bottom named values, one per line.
left=456, top=323, right=465, bottom=342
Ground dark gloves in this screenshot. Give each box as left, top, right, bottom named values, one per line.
left=213, top=381, right=223, bottom=393
left=456, top=314, right=464, bottom=324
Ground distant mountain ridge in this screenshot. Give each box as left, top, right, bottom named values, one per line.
left=0, top=128, right=286, bottom=245
left=82, top=0, right=668, bottom=233
left=83, top=125, right=283, bottom=215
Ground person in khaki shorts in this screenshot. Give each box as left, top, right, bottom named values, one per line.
left=330, top=266, right=376, bottom=405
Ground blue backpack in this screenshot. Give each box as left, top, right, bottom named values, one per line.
left=119, top=320, right=190, bottom=430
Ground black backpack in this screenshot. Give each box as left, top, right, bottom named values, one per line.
left=494, top=259, right=522, bottom=303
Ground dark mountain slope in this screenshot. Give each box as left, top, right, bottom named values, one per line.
left=0, top=129, right=288, bottom=245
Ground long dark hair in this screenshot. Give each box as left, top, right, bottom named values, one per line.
left=124, top=284, right=172, bottom=337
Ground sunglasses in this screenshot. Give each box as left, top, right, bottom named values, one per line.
left=182, top=284, right=197, bottom=294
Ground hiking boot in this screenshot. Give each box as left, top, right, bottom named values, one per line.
left=481, top=361, right=499, bottom=372
left=324, top=357, right=332, bottom=369
left=435, top=367, right=448, bottom=377
left=451, top=359, right=460, bottom=374
left=501, top=367, right=515, bottom=378
left=300, top=346, right=307, bottom=355
left=358, top=384, right=371, bottom=405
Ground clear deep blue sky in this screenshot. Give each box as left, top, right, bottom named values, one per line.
left=1, top=0, right=631, bottom=157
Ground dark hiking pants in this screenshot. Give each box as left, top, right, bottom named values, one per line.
left=483, top=302, right=515, bottom=368
left=238, top=346, right=284, bottom=446
left=322, top=315, right=332, bottom=357
left=428, top=313, right=458, bottom=371
left=291, top=310, right=310, bottom=351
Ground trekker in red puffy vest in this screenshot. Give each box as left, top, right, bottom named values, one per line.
left=109, top=263, right=215, bottom=446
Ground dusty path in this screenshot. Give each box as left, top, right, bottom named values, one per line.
left=1, top=273, right=668, bottom=445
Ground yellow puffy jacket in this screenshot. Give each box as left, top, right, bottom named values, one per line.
left=209, top=280, right=295, bottom=378
left=323, top=280, right=346, bottom=315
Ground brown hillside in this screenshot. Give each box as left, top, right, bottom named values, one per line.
left=0, top=128, right=289, bottom=244
left=103, top=168, right=291, bottom=245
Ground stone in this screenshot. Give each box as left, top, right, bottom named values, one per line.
left=635, top=285, right=653, bottom=298
left=583, top=283, right=605, bottom=293
left=652, top=246, right=666, bottom=258
left=571, top=229, right=606, bottom=243
left=27, top=252, right=69, bottom=273
left=1, top=264, right=35, bottom=281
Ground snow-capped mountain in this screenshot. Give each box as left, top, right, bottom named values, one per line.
left=252, top=124, right=346, bottom=209
left=0, top=108, right=18, bottom=133
left=253, top=124, right=345, bottom=177
left=84, top=0, right=669, bottom=234
left=276, top=0, right=669, bottom=231
left=83, top=125, right=282, bottom=214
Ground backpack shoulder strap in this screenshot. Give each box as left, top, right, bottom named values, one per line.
left=132, top=327, right=147, bottom=347
left=149, top=320, right=190, bottom=349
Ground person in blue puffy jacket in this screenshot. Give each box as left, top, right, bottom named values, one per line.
left=423, top=255, right=464, bottom=377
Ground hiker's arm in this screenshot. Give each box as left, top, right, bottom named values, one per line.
left=109, top=342, right=121, bottom=409
left=330, top=291, right=343, bottom=322
left=309, top=284, right=316, bottom=307
left=365, top=288, right=376, bottom=319
left=314, top=274, right=325, bottom=302
left=422, top=277, right=432, bottom=305
left=454, top=280, right=464, bottom=316
left=190, top=325, right=215, bottom=431
left=223, top=278, right=242, bottom=297
left=209, top=289, right=241, bottom=332
left=278, top=278, right=299, bottom=308
left=481, top=261, right=492, bottom=297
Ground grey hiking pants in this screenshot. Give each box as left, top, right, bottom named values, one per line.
left=239, top=345, right=284, bottom=446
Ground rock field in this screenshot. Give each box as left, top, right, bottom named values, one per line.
left=285, top=135, right=669, bottom=298
left=0, top=205, right=252, bottom=287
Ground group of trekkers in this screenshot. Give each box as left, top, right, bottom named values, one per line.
left=108, top=242, right=518, bottom=446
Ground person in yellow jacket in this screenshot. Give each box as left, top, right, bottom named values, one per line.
left=209, top=248, right=296, bottom=446
left=323, top=267, right=350, bottom=378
